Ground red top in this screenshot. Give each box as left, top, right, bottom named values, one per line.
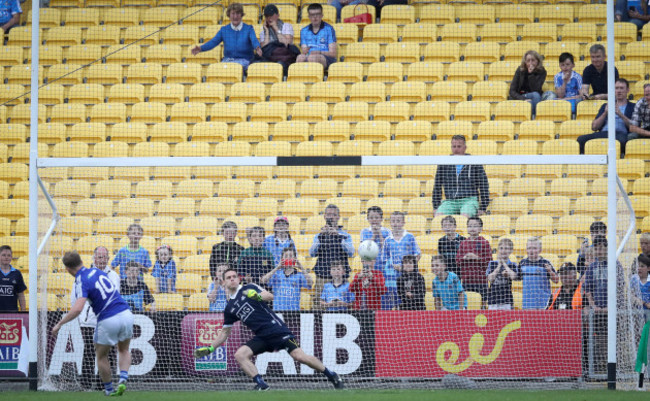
left=456, top=236, right=492, bottom=285
left=350, top=269, right=386, bottom=310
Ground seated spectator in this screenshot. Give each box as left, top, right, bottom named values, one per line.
left=486, top=238, right=520, bottom=310
left=396, top=255, right=425, bottom=310
left=121, top=261, right=155, bottom=312
left=350, top=257, right=386, bottom=310
left=151, top=244, right=176, bottom=293
left=209, top=220, right=244, bottom=281
left=261, top=247, right=312, bottom=311
left=519, top=237, right=558, bottom=310
left=580, top=44, right=619, bottom=101
left=431, top=256, right=465, bottom=311
left=112, top=223, right=152, bottom=279
left=628, top=83, right=650, bottom=141
left=381, top=211, right=421, bottom=310
left=438, top=215, right=465, bottom=278
left=577, top=79, right=635, bottom=156
left=260, top=4, right=298, bottom=72
left=207, top=263, right=229, bottom=312
left=548, top=262, right=583, bottom=310
left=616, top=0, right=649, bottom=29
left=0, top=0, right=21, bottom=34
left=546, top=52, right=583, bottom=113
left=298, top=3, right=337, bottom=69
left=320, top=260, right=355, bottom=311
left=508, top=50, right=547, bottom=116
left=263, top=216, right=296, bottom=267
left=328, top=0, right=363, bottom=20
left=191, top=3, right=262, bottom=70
left=457, top=217, right=491, bottom=309
left=0, top=245, right=26, bottom=312
left=238, top=226, right=275, bottom=286
left=367, top=0, right=408, bottom=19
left=360, top=206, right=390, bottom=271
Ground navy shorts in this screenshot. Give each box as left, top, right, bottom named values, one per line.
left=324, top=56, right=336, bottom=68
left=246, top=334, right=299, bottom=355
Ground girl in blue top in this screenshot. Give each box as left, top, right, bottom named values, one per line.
left=263, top=216, right=296, bottom=266
left=261, top=247, right=312, bottom=311
left=151, top=244, right=176, bottom=293
left=207, top=263, right=229, bottom=312
left=191, top=3, right=262, bottom=70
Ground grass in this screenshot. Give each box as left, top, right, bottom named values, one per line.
left=4, top=389, right=650, bottom=401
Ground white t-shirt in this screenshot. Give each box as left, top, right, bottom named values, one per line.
left=71, top=266, right=121, bottom=328
left=260, top=22, right=294, bottom=43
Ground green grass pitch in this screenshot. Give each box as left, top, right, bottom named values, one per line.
left=3, top=390, right=650, bottom=401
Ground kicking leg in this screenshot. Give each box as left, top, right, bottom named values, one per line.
left=235, top=345, right=269, bottom=390
left=290, top=348, right=344, bottom=389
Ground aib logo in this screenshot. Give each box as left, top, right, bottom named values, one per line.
left=436, top=314, right=521, bottom=374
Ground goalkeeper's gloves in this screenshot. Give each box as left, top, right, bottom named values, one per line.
left=194, top=346, right=215, bottom=358
left=246, top=289, right=263, bottom=302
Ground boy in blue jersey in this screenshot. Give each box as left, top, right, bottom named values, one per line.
left=360, top=206, right=390, bottom=271
left=431, top=255, right=465, bottom=311
left=0, top=245, right=26, bottom=312
left=261, top=247, right=312, bottom=311
left=297, top=3, right=337, bottom=69
left=112, top=223, right=152, bottom=280
left=320, top=260, right=355, bottom=311
left=194, top=268, right=344, bottom=391
left=52, top=251, right=134, bottom=397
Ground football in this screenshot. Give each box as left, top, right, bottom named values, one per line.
left=358, top=240, right=380, bottom=261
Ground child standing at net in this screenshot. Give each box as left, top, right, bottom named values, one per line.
left=350, top=257, right=386, bottom=310
left=209, top=221, right=244, bottom=281
left=360, top=206, right=391, bottom=271
left=151, top=244, right=176, bottom=293
left=112, top=223, right=152, bottom=280
left=519, top=237, right=558, bottom=310
left=397, top=255, right=426, bottom=310
left=121, top=261, right=156, bottom=313
left=431, top=255, right=465, bottom=311
left=456, top=217, right=491, bottom=309
left=320, top=260, right=355, bottom=311
left=437, top=215, right=465, bottom=278
left=207, top=263, right=229, bottom=312
left=261, top=247, right=312, bottom=311
left=486, top=238, right=520, bottom=310
left=238, top=226, right=275, bottom=286
left=263, top=216, right=296, bottom=267
left=381, top=211, right=421, bottom=310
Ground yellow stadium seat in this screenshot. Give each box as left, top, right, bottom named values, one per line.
left=531, top=196, right=571, bottom=218
left=9, top=103, right=45, bottom=125
left=51, top=141, right=89, bottom=158
left=383, top=42, right=420, bottom=64
left=334, top=22, right=359, bottom=46
left=395, top=121, right=432, bottom=141
left=573, top=196, right=607, bottom=218
left=401, top=23, right=436, bottom=45
left=430, top=81, right=468, bottom=103
left=422, top=42, right=460, bottom=63
left=540, top=139, right=579, bottom=155
left=68, top=84, right=105, bottom=105
left=64, top=44, right=102, bottom=66
left=624, top=42, right=650, bottom=63
left=107, top=122, right=146, bottom=144
left=294, top=141, right=333, bottom=157
left=466, top=139, right=498, bottom=155
left=296, top=178, right=336, bottom=199
left=325, top=64, right=363, bottom=86
left=269, top=82, right=306, bottom=104
left=159, top=25, right=198, bottom=47
left=232, top=165, right=272, bottom=182
left=0, top=199, right=28, bottom=220
left=138, top=216, right=176, bottom=238
left=70, top=122, right=109, bottom=144
left=153, top=293, right=184, bottom=311
left=389, top=81, right=426, bottom=103
left=179, top=216, right=219, bottom=237
left=173, top=273, right=203, bottom=295
left=85, top=25, right=121, bottom=46
left=413, top=101, right=451, bottom=123
left=208, top=102, right=247, bottom=125
left=576, top=100, right=606, bottom=122
left=336, top=140, right=374, bottom=156
left=349, top=121, right=389, bottom=142
left=493, top=100, right=531, bottom=123
left=382, top=177, right=421, bottom=199
left=577, top=4, right=606, bottom=23
left=135, top=180, right=173, bottom=200
left=484, top=165, right=521, bottom=180
left=213, top=142, right=252, bottom=157
left=439, top=23, right=477, bottom=43
left=256, top=178, right=296, bottom=200
left=148, top=83, right=185, bottom=104
left=28, top=8, right=61, bottom=28
left=380, top=4, right=415, bottom=24
left=96, top=217, right=134, bottom=236
left=170, top=102, right=207, bottom=124
left=130, top=102, right=167, bottom=125
left=363, top=23, right=399, bottom=44
left=344, top=42, right=381, bottom=63
left=536, top=100, right=572, bottom=122
left=477, top=121, right=515, bottom=142
left=155, top=198, right=194, bottom=219
left=172, top=142, right=209, bottom=158
left=125, top=63, right=163, bottom=85
left=617, top=159, right=645, bottom=180
left=538, top=5, right=574, bottom=25
left=249, top=102, right=287, bottom=123
left=514, top=214, right=553, bottom=237
left=560, top=23, right=597, bottom=43
left=6, top=65, right=43, bottom=86
left=453, top=101, right=491, bottom=123
left=502, top=139, right=538, bottom=155
left=418, top=4, right=454, bottom=24
left=45, top=26, right=82, bottom=46
left=0, top=163, right=28, bottom=184
left=521, top=23, right=557, bottom=43
left=541, top=234, right=580, bottom=257
left=629, top=196, right=650, bottom=218
left=216, top=179, right=255, bottom=199
left=471, top=81, right=508, bottom=103
left=204, top=63, right=242, bottom=85
left=0, top=124, right=27, bottom=145
left=37, top=85, right=65, bottom=106
left=465, top=291, right=482, bottom=310
left=549, top=178, right=588, bottom=198
left=151, top=166, right=192, bottom=182
left=186, top=293, right=210, bottom=311
left=91, top=180, right=130, bottom=200
left=358, top=165, right=398, bottom=181
left=103, top=44, right=141, bottom=65
left=239, top=198, right=278, bottom=218
left=626, top=139, right=650, bottom=160
left=502, top=42, right=540, bottom=63
left=485, top=61, right=517, bottom=83
left=229, top=82, right=266, bottom=103
left=175, top=179, right=215, bottom=199
left=506, top=178, right=545, bottom=198
left=182, top=254, right=211, bottom=276
left=542, top=42, right=582, bottom=65
left=366, top=62, right=403, bottom=84
left=141, top=7, right=179, bottom=27
left=267, top=121, right=308, bottom=143
left=377, top=140, right=416, bottom=156
left=247, top=62, right=283, bottom=84
left=87, top=103, right=127, bottom=125
left=10, top=143, right=47, bottom=164
left=331, top=101, right=369, bottom=122
left=585, top=139, right=620, bottom=157
left=312, top=121, right=351, bottom=142
left=197, top=197, right=236, bottom=219
left=116, top=198, right=154, bottom=218
left=557, top=120, right=591, bottom=140
left=287, top=62, right=324, bottom=84
left=107, top=84, right=145, bottom=105
left=479, top=23, right=517, bottom=43
left=123, top=25, right=160, bottom=46
left=617, top=61, right=646, bottom=83
left=340, top=178, right=379, bottom=199
left=186, top=83, right=225, bottom=104
left=406, top=62, right=444, bottom=83
left=47, top=272, right=75, bottom=296
left=101, top=7, right=139, bottom=26
left=36, top=45, right=64, bottom=66
left=372, top=101, right=410, bottom=123
left=59, top=216, right=94, bottom=238
left=132, top=142, right=170, bottom=158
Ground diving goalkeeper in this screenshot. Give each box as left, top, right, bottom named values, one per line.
left=194, top=268, right=344, bottom=391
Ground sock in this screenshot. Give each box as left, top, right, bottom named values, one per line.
left=104, top=382, right=114, bottom=394
left=253, top=374, right=267, bottom=387
left=119, top=370, right=128, bottom=384
left=323, top=368, right=335, bottom=379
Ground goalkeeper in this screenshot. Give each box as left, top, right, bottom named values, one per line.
left=195, top=268, right=344, bottom=391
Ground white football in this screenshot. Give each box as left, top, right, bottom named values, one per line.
left=358, top=240, right=380, bottom=261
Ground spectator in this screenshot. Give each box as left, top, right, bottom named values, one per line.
left=367, top=0, right=408, bottom=19
left=151, top=244, right=176, bottom=294
left=630, top=254, right=650, bottom=318
left=456, top=217, right=491, bottom=309
left=121, top=261, right=155, bottom=313
left=381, top=211, right=421, bottom=310
left=548, top=262, right=583, bottom=310
left=191, top=3, right=262, bottom=71
left=431, top=255, right=465, bottom=311
left=261, top=247, right=312, bottom=311
left=320, top=260, right=355, bottom=311
left=238, top=226, right=275, bottom=286
left=508, top=50, right=547, bottom=116
left=584, top=235, right=624, bottom=311
left=329, top=0, right=363, bottom=19
left=486, top=238, right=520, bottom=310
left=263, top=216, right=296, bottom=267
left=432, top=135, right=490, bottom=218
left=309, top=204, right=355, bottom=309
left=298, top=3, right=337, bottom=69
left=396, top=255, right=425, bottom=310
left=615, top=0, right=649, bottom=29
left=75, top=246, right=120, bottom=390
left=580, top=44, right=619, bottom=101
left=207, top=263, right=229, bottom=312
left=209, top=221, right=245, bottom=281
left=112, top=223, right=152, bottom=280
left=0, top=245, right=25, bottom=312
left=577, top=79, right=635, bottom=156
left=628, top=83, right=650, bottom=141
left=350, top=257, right=386, bottom=310
left=260, top=4, right=298, bottom=72
left=519, top=237, right=559, bottom=310
left=0, top=0, right=21, bottom=34
left=577, top=221, right=607, bottom=276
left=437, top=215, right=466, bottom=278
left=547, top=52, right=583, bottom=113
left=360, top=206, right=391, bottom=271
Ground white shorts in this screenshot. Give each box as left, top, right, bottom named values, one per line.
left=95, top=310, right=134, bottom=346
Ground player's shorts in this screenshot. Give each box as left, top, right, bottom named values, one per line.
left=246, top=334, right=299, bottom=356
left=95, top=309, right=134, bottom=346
left=436, top=196, right=479, bottom=217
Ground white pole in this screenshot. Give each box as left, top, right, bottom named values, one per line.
left=605, top=0, right=617, bottom=390
left=27, top=0, right=40, bottom=391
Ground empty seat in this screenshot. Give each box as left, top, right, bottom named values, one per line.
left=287, top=62, right=323, bottom=84
left=532, top=196, right=571, bottom=218
left=343, top=42, right=381, bottom=63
